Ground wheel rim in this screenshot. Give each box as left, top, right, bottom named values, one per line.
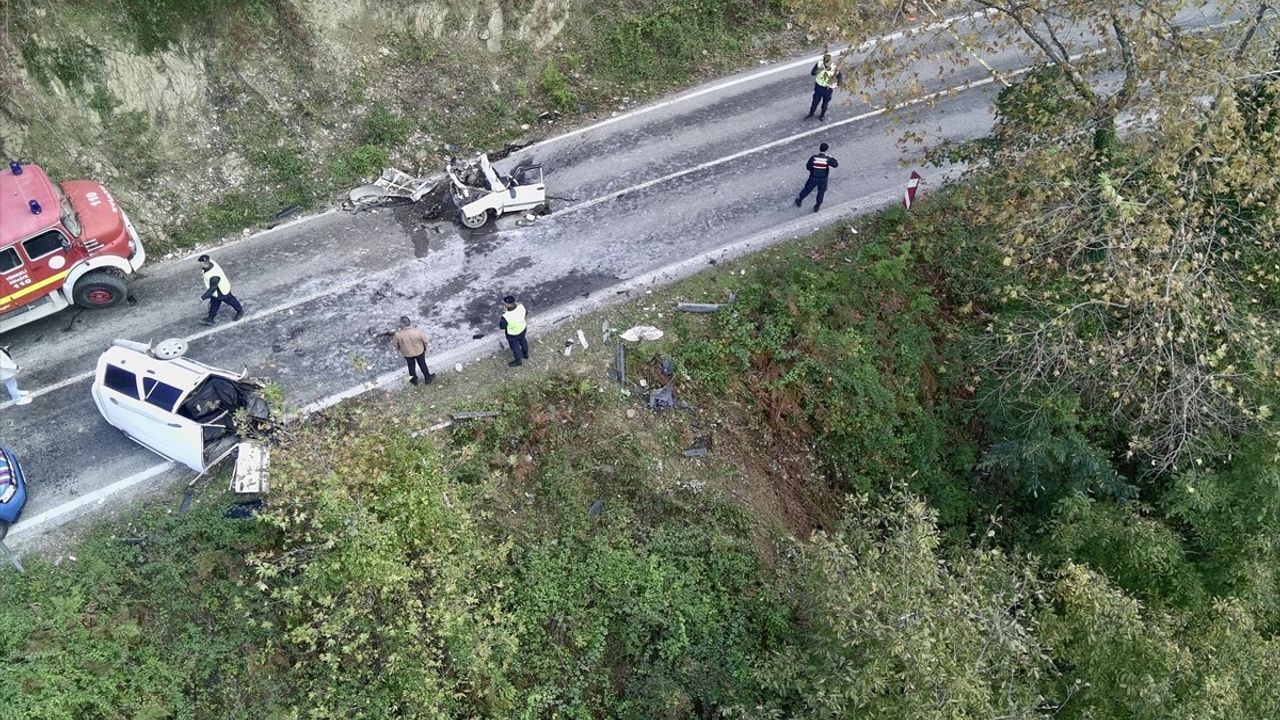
left=86, top=289, right=116, bottom=305
left=461, top=212, right=487, bottom=229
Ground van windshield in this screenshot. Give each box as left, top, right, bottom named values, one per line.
left=55, top=186, right=82, bottom=237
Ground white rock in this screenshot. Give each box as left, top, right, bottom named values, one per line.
left=454, top=363, right=463, bottom=373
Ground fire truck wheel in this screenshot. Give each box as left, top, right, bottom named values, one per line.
left=72, top=272, right=129, bottom=309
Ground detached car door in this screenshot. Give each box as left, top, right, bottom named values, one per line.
left=93, top=361, right=206, bottom=471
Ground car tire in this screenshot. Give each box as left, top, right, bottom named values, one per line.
left=460, top=209, right=492, bottom=229
left=0, top=519, right=8, bottom=541
left=71, top=271, right=128, bottom=309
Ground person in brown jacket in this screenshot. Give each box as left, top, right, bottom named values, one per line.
left=393, top=316, right=435, bottom=385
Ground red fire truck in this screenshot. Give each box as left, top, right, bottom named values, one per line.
left=0, top=161, right=146, bottom=333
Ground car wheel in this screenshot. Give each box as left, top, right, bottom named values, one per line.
left=72, top=271, right=128, bottom=309
left=460, top=209, right=491, bottom=229
left=0, top=520, right=8, bottom=541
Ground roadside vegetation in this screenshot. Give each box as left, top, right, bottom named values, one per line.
left=4, top=0, right=1280, bottom=717
left=7, top=162, right=1280, bottom=716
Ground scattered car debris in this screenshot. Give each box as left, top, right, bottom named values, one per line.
left=612, top=342, right=626, bottom=384
left=602, top=320, right=613, bottom=345
left=225, top=499, right=265, bottom=519
left=230, top=441, right=270, bottom=495
left=620, top=325, right=664, bottom=342
left=347, top=167, right=444, bottom=210
left=268, top=205, right=302, bottom=228
left=677, top=302, right=722, bottom=313
left=588, top=498, right=605, bottom=521
left=563, top=340, right=574, bottom=357
left=683, top=435, right=714, bottom=457
left=660, top=357, right=677, bottom=378
left=649, top=384, right=675, bottom=411
left=577, top=329, right=589, bottom=350
left=450, top=410, right=500, bottom=420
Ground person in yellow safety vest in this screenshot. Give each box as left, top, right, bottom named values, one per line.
left=805, top=53, right=844, bottom=122
left=499, top=294, right=529, bottom=367
left=197, top=254, right=244, bottom=326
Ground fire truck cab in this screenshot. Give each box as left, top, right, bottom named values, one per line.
left=0, top=161, right=146, bottom=333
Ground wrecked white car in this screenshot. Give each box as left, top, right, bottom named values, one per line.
left=90, top=339, right=271, bottom=472
left=448, top=153, right=547, bottom=228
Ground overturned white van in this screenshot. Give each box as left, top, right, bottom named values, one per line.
left=90, top=339, right=270, bottom=472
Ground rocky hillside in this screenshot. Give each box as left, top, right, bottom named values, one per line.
left=0, top=0, right=791, bottom=253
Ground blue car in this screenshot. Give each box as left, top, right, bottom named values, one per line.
left=0, top=447, right=28, bottom=534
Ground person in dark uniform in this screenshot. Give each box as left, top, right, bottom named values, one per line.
left=499, top=295, right=529, bottom=367
left=806, top=53, right=843, bottom=121
left=197, top=254, right=244, bottom=326
left=795, top=143, right=839, bottom=212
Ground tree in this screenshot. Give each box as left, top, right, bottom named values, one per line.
left=793, top=0, right=1280, bottom=469
left=738, top=489, right=1052, bottom=719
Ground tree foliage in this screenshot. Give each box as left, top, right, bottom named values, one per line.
left=793, top=0, right=1280, bottom=469
left=738, top=490, right=1050, bottom=719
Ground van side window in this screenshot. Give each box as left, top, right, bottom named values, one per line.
left=22, top=230, right=65, bottom=261
left=103, top=364, right=138, bottom=399
left=0, top=248, right=21, bottom=273
left=142, top=377, right=183, bottom=412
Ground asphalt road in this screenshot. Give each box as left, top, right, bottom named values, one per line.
left=1, top=5, right=1226, bottom=545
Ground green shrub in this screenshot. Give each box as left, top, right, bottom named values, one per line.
left=539, top=62, right=577, bottom=111
left=327, top=143, right=388, bottom=185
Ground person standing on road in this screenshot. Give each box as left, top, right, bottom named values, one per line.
left=393, top=316, right=435, bottom=385
left=197, top=254, right=244, bottom=326
left=499, top=295, right=529, bottom=368
left=0, top=345, right=32, bottom=406
left=795, top=143, right=839, bottom=212
left=806, top=53, right=843, bottom=122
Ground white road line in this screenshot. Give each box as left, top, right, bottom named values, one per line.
left=548, top=74, right=1004, bottom=219
left=7, top=183, right=908, bottom=545
left=519, top=8, right=999, bottom=155
left=6, top=461, right=174, bottom=541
